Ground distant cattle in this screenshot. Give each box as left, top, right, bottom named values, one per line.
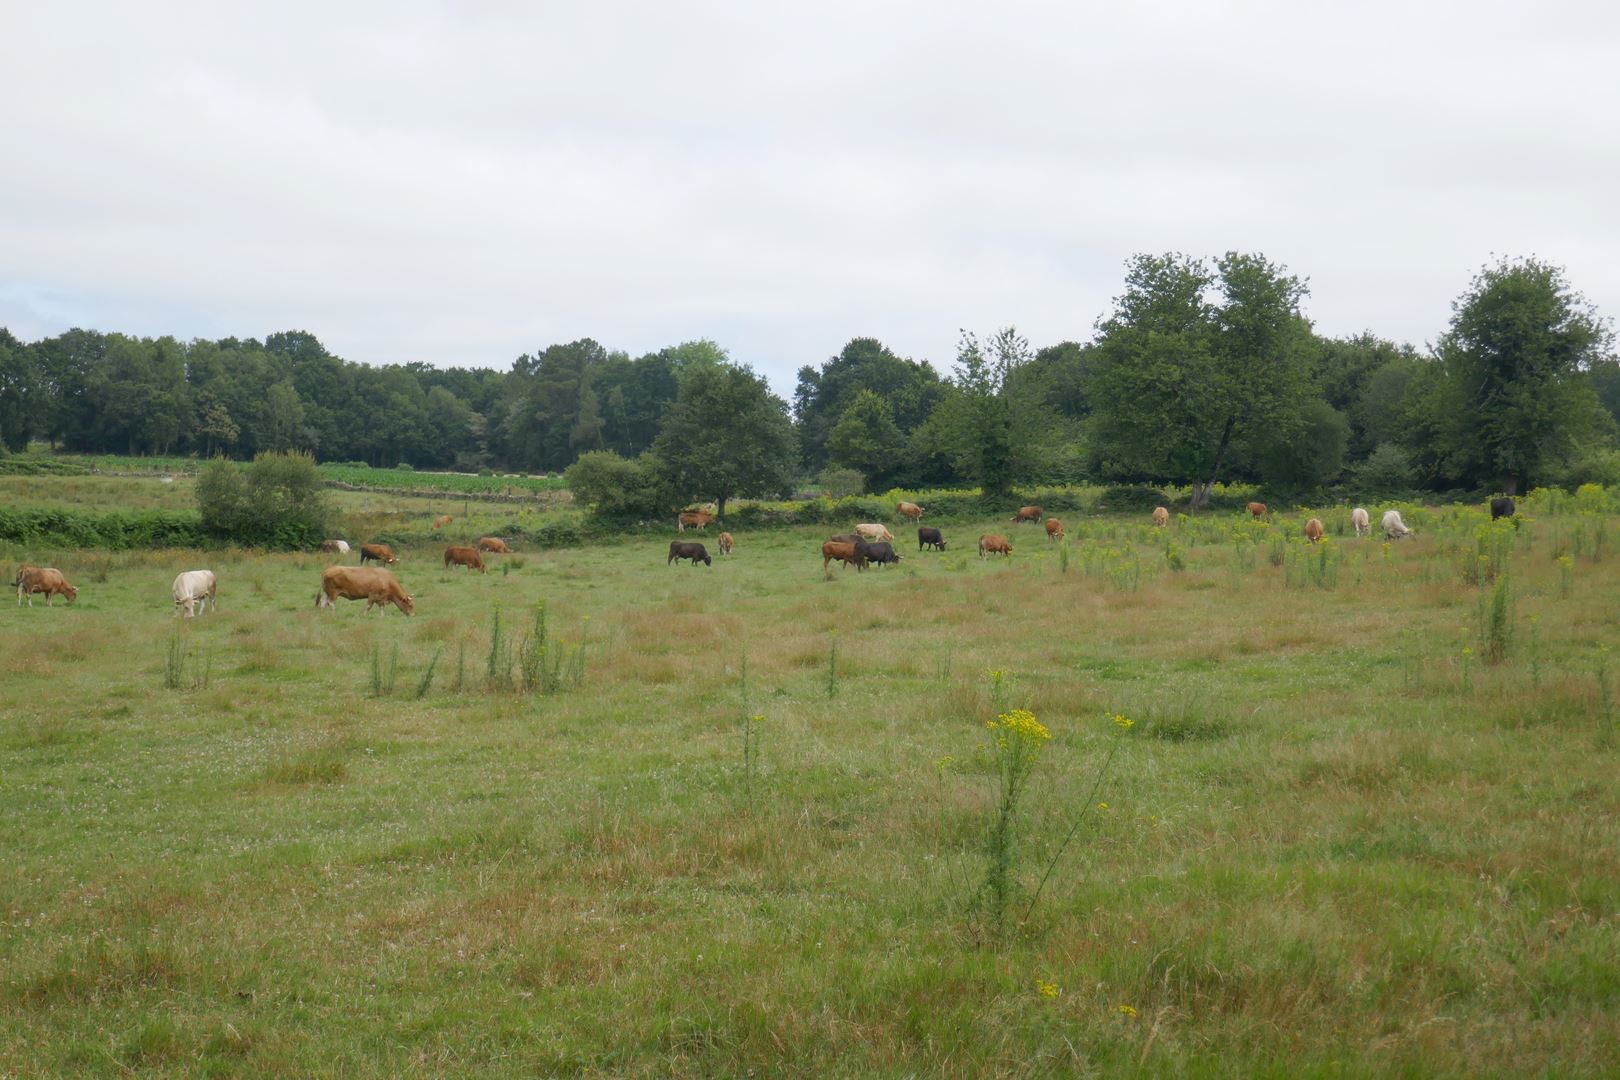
left=1152, top=506, right=1170, bottom=527
left=677, top=510, right=715, bottom=531
left=1247, top=502, right=1268, bottom=519
left=821, top=540, right=867, bottom=572
left=1382, top=510, right=1412, bottom=539
left=172, top=570, right=217, bottom=617
left=1351, top=507, right=1370, bottom=538
left=316, top=566, right=414, bottom=615
left=918, top=526, right=947, bottom=552
left=896, top=501, right=924, bottom=522
left=1012, top=505, right=1043, bottom=523
left=979, top=534, right=1013, bottom=559
left=477, top=537, right=512, bottom=553
left=15, top=566, right=77, bottom=607
left=854, top=523, right=894, bottom=543
left=444, top=546, right=486, bottom=573
left=1491, top=496, right=1516, bottom=522
left=668, top=541, right=712, bottom=566
left=1304, top=518, right=1324, bottom=544
left=1045, top=518, right=1064, bottom=543
left=718, top=532, right=734, bottom=555
left=432, top=515, right=452, bottom=530
left=856, top=540, right=902, bottom=567
left=359, top=543, right=398, bottom=566
left=321, top=539, right=350, bottom=554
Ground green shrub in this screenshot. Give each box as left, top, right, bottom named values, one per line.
left=532, top=520, right=584, bottom=548
left=395, top=462, right=414, bottom=472
left=196, top=452, right=330, bottom=549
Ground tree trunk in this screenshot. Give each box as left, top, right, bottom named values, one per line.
left=1503, top=476, right=1519, bottom=496
left=1190, top=416, right=1237, bottom=512
left=716, top=494, right=728, bottom=518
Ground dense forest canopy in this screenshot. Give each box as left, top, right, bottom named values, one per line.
left=1, top=254, right=1615, bottom=500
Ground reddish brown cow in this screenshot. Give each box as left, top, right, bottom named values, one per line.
left=1247, top=502, right=1268, bottom=520
left=822, top=540, right=868, bottom=572
left=1045, top=517, right=1064, bottom=542
left=1011, top=505, right=1043, bottom=523
left=15, top=566, right=78, bottom=607
left=1304, top=518, right=1325, bottom=544
left=677, top=510, right=714, bottom=531
left=432, top=515, right=452, bottom=530
left=359, top=543, right=398, bottom=565
left=718, top=531, right=734, bottom=555
left=444, top=546, right=486, bottom=573
left=979, top=534, right=1013, bottom=559
left=316, top=566, right=414, bottom=615
left=477, top=537, right=512, bottom=553
left=896, top=501, right=924, bottom=522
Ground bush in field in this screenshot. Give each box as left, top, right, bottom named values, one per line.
left=565, top=450, right=673, bottom=519
left=817, top=466, right=866, bottom=498
left=197, top=452, right=330, bottom=548
left=1351, top=443, right=1418, bottom=493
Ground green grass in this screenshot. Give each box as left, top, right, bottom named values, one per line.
left=2, top=494, right=1619, bottom=1076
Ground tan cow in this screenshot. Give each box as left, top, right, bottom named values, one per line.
left=677, top=509, right=714, bottom=531
left=15, top=567, right=78, bottom=607
left=359, top=543, right=398, bottom=565
left=1011, top=505, right=1043, bottom=523
left=432, top=515, right=452, bottom=530
left=979, top=534, right=1013, bottom=559
left=1045, top=517, right=1064, bottom=542
left=1351, top=507, right=1371, bottom=538
left=444, top=546, right=486, bottom=573
left=1152, top=506, right=1169, bottom=527
left=1247, top=502, right=1268, bottom=520
left=321, top=539, right=350, bottom=554
left=896, top=501, right=924, bottom=522
left=477, top=537, right=512, bottom=554
left=718, top=531, right=734, bottom=555
left=822, top=540, right=867, bottom=573
left=854, top=523, right=894, bottom=543
left=316, top=566, right=415, bottom=615
left=1304, top=518, right=1325, bottom=544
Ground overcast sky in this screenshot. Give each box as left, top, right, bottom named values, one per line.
left=3, top=1, right=1617, bottom=396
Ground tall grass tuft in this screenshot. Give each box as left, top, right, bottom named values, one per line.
left=1058, top=536, right=1070, bottom=574
left=163, top=631, right=211, bottom=691
left=163, top=632, right=185, bottom=690
left=415, top=648, right=441, bottom=699
left=453, top=639, right=466, bottom=693
left=369, top=641, right=399, bottom=697
left=486, top=606, right=513, bottom=692
left=826, top=633, right=839, bottom=698
left=1479, top=575, right=1513, bottom=664
left=980, top=700, right=1050, bottom=939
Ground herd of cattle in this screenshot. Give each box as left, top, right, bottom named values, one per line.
left=9, top=496, right=1514, bottom=615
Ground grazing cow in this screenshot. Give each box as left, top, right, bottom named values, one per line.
left=1351, top=507, right=1370, bottom=538
left=15, top=567, right=77, bottom=607
left=1382, top=509, right=1412, bottom=539
left=172, top=570, right=217, bottom=617
left=979, top=534, right=1013, bottom=559
left=854, top=523, right=895, bottom=543
left=1152, top=506, right=1170, bottom=527
left=1045, top=518, right=1064, bottom=543
left=718, top=531, right=734, bottom=555
left=477, top=537, right=512, bottom=553
left=1011, top=505, right=1043, bottom=523
left=321, top=539, right=350, bottom=554
left=822, top=540, right=868, bottom=572
left=677, top=510, right=714, bottom=531
left=316, top=566, right=415, bottom=615
left=896, top=501, right=924, bottom=522
left=828, top=533, right=863, bottom=545
left=1304, top=518, right=1325, bottom=544
left=918, top=526, right=947, bottom=552
left=668, top=541, right=712, bottom=567
left=432, top=515, right=452, bottom=530
left=444, top=546, right=486, bottom=573
left=359, top=543, right=398, bottom=566
left=856, top=540, right=902, bottom=567
left=1247, top=502, right=1268, bottom=520
left=1491, top=496, right=1516, bottom=522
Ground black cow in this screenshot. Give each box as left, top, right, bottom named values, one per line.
left=856, top=540, right=902, bottom=567
left=918, top=526, right=946, bottom=552
left=668, top=541, right=712, bottom=567
left=1490, top=496, right=1515, bottom=522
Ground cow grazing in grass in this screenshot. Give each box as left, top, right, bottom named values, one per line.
left=1011, top=505, right=1043, bottom=523
left=718, top=532, right=734, bottom=555
left=477, top=537, right=512, bottom=554
left=918, top=526, right=947, bottom=552
left=1152, top=506, right=1169, bottom=527
left=15, top=567, right=77, bottom=607
left=1304, top=518, right=1325, bottom=544
left=316, top=566, right=414, bottom=615
left=854, top=523, right=894, bottom=543
left=444, top=546, right=486, bottom=573
left=1382, top=510, right=1412, bottom=539
left=172, top=570, right=217, bottom=617
left=979, top=534, right=1013, bottom=559
left=896, top=501, right=924, bottom=522
left=1045, top=518, right=1064, bottom=543
left=1491, top=496, right=1516, bottom=522
left=677, top=510, right=714, bottom=531
left=1351, top=507, right=1370, bottom=538
left=321, top=539, right=350, bottom=554
left=360, top=543, right=398, bottom=566
left=1247, top=502, right=1268, bottom=520
left=432, top=515, right=452, bottom=530
left=822, top=540, right=867, bottom=572
left=828, top=533, right=863, bottom=545
left=668, top=541, right=712, bottom=566
left=856, top=540, right=902, bottom=567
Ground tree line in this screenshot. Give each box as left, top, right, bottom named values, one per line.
left=1, top=253, right=1615, bottom=509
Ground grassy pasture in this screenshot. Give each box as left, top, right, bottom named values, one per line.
left=2, top=495, right=1619, bottom=1077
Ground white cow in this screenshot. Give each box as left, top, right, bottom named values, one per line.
left=173, top=570, right=217, bottom=617
left=854, top=523, right=895, bottom=543
left=1351, top=507, right=1370, bottom=538
left=1381, top=510, right=1412, bottom=540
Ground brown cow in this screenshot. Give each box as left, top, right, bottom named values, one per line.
left=444, top=546, right=486, bottom=573
left=1304, top=518, right=1325, bottom=544
left=828, top=533, right=862, bottom=544
left=15, top=566, right=78, bottom=607
left=1247, top=502, right=1268, bottom=520
left=1152, top=506, right=1169, bottom=527
left=668, top=541, right=712, bottom=566
left=1045, top=517, right=1064, bottom=542
left=432, top=515, right=452, bottom=530
left=677, top=510, right=714, bottom=531
left=316, top=566, right=415, bottom=615
left=822, top=540, right=868, bottom=572
left=359, top=543, right=398, bottom=565
left=896, top=501, right=924, bottom=522
left=1011, top=505, right=1043, bottom=523
left=718, top=531, right=734, bottom=555
left=477, top=537, right=512, bottom=553
left=979, top=535, right=1013, bottom=559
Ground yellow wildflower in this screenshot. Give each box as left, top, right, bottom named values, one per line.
left=991, top=709, right=1050, bottom=743
left=1117, top=1004, right=1138, bottom=1018
left=1112, top=713, right=1134, bottom=731
left=750, top=714, right=765, bottom=723
left=1036, top=981, right=1061, bottom=999
left=1097, top=802, right=1109, bottom=811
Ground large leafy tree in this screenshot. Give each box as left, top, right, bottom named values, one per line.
left=1430, top=257, right=1612, bottom=493
left=651, top=362, right=797, bottom=516
left=0, top=328, right=38, bottom=452
left=827, top=388, right=905, bottom=488
left=794, top=337, right=943, bottom=470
